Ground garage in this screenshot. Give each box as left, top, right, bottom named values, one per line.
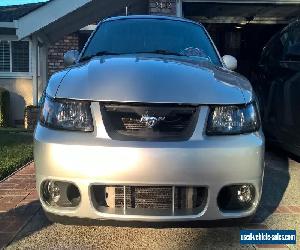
left=181, top=1, right=300, bottom=78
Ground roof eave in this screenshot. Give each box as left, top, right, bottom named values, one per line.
left=0, top=20, right=18, bottom=29
left=16, top=0, right=92, bottom=40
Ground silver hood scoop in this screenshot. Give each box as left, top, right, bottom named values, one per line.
left=49, top=55, right=253, bottom=104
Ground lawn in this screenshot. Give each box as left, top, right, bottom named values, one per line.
left=0, top=128, right=33, bottom=180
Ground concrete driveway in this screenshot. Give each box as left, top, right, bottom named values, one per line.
left=1, top=150, right=299, bottom=249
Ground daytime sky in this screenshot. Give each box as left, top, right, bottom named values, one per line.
left=0, top=0, right=49, bottom=6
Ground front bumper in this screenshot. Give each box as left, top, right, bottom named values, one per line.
left=34, top=121, right=264, bottom=222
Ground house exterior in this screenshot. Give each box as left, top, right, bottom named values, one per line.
left=0, top=0, right=299, bottom=126
left=0, top=3, right=43, bottom=125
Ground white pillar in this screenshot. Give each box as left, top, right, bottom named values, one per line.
left=176, top=0, right=183, bottom=17
left=39, top=43, right=49, bottom=96
left=31, top=36, right=39, bottom=106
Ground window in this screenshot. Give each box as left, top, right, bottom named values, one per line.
left=281, top=24, right=300, bottom=61
left=259, top=33, right=283, bottom=67
left=0, top=41, right=10, bottom=72
left=0, top=40, right=30, bottom=73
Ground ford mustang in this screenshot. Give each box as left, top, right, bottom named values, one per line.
left=34, top=15, right=264, bottom=223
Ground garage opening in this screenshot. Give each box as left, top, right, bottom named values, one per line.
left=202, top=23, right=283, bottom=77
left=183, top=2, right=300, bottom=78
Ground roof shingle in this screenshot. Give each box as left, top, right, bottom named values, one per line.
left=0, top=2, right=46, bottom=22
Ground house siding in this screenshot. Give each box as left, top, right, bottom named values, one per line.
left=0, top=78, right=33, bottom=124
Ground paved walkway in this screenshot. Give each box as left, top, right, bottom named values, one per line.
left=0, top=151, right=300, bottom=249
left=0, top=163, right=39, bottom=249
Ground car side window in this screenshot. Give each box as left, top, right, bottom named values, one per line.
left=260, top=34, right=284, bottom=68
left=281, top=25, right=300, bottom=61
left=260, top=46, right=271, bottom=66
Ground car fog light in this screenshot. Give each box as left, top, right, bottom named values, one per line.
left=217, top=184, right=256, bottom=211
left=41, top=180, right=61, bottom=206
left=41, top=180, right=81, bottom=207
left=237, top=185, right=253, bottom=203
left=47, top=181, right=61, bottom=203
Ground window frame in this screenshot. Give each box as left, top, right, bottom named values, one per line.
left=259, top=32, right=284, bottom=67
left=0, top=36, right=32, bottom=79
left=280, top=24, right=300, bottom=62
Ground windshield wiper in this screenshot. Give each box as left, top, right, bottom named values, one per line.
left=79, top=50, right=185, bottom=62
left=135, top=50, right=184, bottom=57
left=79, top=51, right=121, bottom=62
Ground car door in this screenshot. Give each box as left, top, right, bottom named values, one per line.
left=256, top=32, right=285, bottom=141
left=259, top=22, right=300, bottom=147
left=276, top=23, right=300, bottom=147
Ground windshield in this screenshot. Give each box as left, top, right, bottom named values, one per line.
left=81, top=18, right=222, bottom=66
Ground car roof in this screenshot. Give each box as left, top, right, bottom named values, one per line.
left=102, top=15, right=203, bottom=27
left=280, top=19, right=300, bottom=33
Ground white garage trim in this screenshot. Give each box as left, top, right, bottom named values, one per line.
left=187, top=16, right=297, bottom=23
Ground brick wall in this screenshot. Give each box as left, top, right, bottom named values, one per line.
left=149, top=0, right=176, bottom=15
left=48, top=33, right=79, bottom=77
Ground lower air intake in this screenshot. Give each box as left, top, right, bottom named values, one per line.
left=91, top=185, right=208, bottom=216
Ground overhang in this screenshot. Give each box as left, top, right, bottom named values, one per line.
left=16, top=0, right=148, bottom=42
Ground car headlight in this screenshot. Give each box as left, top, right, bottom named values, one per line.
left=40, top=96, right=93, bottom=132
left=206, top=103, right=260, bottom=135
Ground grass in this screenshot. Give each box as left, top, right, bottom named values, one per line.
left=0, top=128, right=33, bottom=181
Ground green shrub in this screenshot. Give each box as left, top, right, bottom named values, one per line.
left=0, top=88, right=10, bottom=127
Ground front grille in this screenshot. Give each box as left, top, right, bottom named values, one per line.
left=100, top=103, right=199, bottom=141
left=91, top=185, right=208, bottom=216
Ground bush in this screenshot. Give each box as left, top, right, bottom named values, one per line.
left=24, top=105, right=39, bottom=131
left=0, top=88, right=10, bottom=127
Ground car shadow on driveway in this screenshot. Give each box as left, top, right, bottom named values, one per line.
left=251, top=149, right=290, bottom=223
left=0, top=201, right=52, bottom=249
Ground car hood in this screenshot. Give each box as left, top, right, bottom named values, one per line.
left=49, top=55, right=253, bottom=104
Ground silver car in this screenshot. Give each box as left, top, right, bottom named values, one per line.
left=34, top=15, right=264, bottom=223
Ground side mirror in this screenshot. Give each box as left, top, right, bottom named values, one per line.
left=64, top=50, right=79, bottom=66
left=222, top=55, right=237, bottom=71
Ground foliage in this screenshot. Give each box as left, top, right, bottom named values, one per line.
left=0, top=128, right=33, bottom=180
left=0, top=88, right=10, bottom=127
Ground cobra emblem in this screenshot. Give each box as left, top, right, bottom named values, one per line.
left=140, top=114, right=165, bottom=128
